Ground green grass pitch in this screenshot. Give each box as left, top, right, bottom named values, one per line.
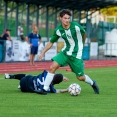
left=0, top=67, right=117, bottom=117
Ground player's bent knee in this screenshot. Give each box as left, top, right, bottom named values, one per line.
left=77, top=76, right=85, bottom=81
left=49, top=65, right=57, bottom=73
left=49, top=63, right=59, bottom=73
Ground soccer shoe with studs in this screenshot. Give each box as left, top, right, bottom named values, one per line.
left=92, top=81, right=99, bottom=94
left=4, top=73, right=10, bottom=79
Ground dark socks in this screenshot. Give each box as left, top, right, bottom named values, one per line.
left=10, top=74, right=26, bottom=80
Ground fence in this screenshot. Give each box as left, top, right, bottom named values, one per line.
left=0, top=40, right=117, bottom=63
left=98, top=43, right=117, bottom=60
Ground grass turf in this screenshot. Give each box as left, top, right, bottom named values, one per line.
left=0, top=67, right=117, bottom=117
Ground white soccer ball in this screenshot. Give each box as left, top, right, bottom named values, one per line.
left=68, top=83, right=81, bottom=96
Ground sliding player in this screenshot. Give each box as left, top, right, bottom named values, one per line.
left=5, top=70, right=68, bottom=94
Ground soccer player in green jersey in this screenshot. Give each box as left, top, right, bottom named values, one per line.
left=38, top=9, right=99, bottom=95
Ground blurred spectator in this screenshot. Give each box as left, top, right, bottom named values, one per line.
left=25, top=26, right=42, bottom=66
left=0, top=29, right=12, bottom=41
left=17, top=23, right=24, bottom=41
left=0, top=30, right=6, bottom=38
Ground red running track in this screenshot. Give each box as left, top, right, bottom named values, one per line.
left=0, top=60, right=117, bottom=74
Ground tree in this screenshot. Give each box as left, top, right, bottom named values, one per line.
left=100, top=6, right=117, bottom=16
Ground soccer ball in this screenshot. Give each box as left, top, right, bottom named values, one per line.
left=68, top=83, right=81, bottom=96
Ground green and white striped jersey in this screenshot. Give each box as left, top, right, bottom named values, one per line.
left=50, top=22, right=86, bottom=59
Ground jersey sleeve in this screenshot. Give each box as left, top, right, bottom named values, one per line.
left=3, top=34, right=9, bottom=40
left=28, top=33, right=32, bottom=38
left=77, top=24, right=86, bottom=36
left=49, top=84, right=56, bottom=93
left=50, top=30, right=59, bottom=43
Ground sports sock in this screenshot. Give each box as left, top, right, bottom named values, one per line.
left=84, top=74, right=93, bottom=85
left=43, top=72, right=54, bottom=91
left=9, top=75, right=14, bottom=79
left=10, top=74, right=26, bottom=80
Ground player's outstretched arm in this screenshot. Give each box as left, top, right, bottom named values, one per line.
left=56, top=77, right=69, bottom=93
left=38, top=42, right=53, bottom=59
left=56, top=89, right=68, bottom=93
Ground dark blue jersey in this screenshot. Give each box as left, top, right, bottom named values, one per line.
left=0, top=33, right=9, bottom=40
left=33, top=70, right=56, bottom=93
left=20, top=70, right=56, bottom=93
left=28, top=33, right=41, bottom=47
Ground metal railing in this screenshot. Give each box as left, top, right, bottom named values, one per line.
left=97, top=43, right=117, bottom=60
left=0, top=41, right=117, bottom=63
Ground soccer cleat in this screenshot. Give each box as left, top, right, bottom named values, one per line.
left=92, top=81, right=99, bottom=94
left=4, top=73, right=10, bottom=79
left=35, top=89, right=47, bottom=95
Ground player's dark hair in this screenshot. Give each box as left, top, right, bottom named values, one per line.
left=59, top=9, right=71, bottom=17
left=52, top=74, right=63, bottom=85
